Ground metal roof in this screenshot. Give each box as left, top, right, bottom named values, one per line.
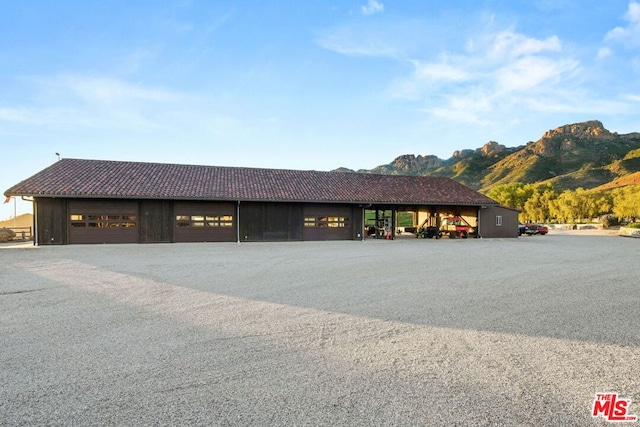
left=4, top=158, right=499, bottom=206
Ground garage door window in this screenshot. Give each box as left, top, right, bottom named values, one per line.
left=304, top=216, right=349, bottom=228
left=176, top=215, right=233, bottom=227
left=70, top=214, right=137, bottom=228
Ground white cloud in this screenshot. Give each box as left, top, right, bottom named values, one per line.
left=395, top=30, right=571, bottom=96
left=0, top=108, right=35, bottom=124
left=0, top=74, right=207, bottom=132
left=597, top=47, right=613, bottom=60
left=361, top=0, right=384, bottom=16
left=52, top=75, right=186, bottom=103
left=486, top=31, right=562, bottom=59
left=425, top=91, right=493, bottom=127
left=316, top=19, right=447, bottom=59
left=495, top=56, right=578, bottom=93
left=389, top=28, right=592, bottom=129
left=412, top=60, right=470, bottom=82
left=0, top=105, right=131, bottom=129
left=315, top=32, right=398, bottom=57
left=389, top=57, right=471, bottom=99
left=315, top=21, right=409, bottom=57
left=605, top=2, right=640, bottom=48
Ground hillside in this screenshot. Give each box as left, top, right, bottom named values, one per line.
left=0, top=213, right=33, bottom=228
left=595, top=171, right=640, bottom=191
left=336, top=120, right=640, bottom=192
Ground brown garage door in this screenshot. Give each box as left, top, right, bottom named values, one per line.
left=302, top=205, right=351, bottom=240
left=68, top=201, right=139, bottom=244
left=174, top=202, right=236, bottom=242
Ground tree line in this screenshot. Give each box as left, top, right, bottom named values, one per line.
left=486, top=183, right=640, bottom=224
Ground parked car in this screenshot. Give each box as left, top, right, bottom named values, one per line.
left=518, top=224, right=526, bottom=236
left=522, top=224, right=548, bottom=235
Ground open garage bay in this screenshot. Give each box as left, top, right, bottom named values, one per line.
left=1, top=234, right=639, bottom=425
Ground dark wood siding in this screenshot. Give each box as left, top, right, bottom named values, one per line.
left=478, top=206, right=519, bottom=238
left=139, top=200, right=174, bottom=243
left=302, top=204, right=352, bottom=240
left=68, top=200, right=138, bottom=244
left=35, top=198, right=68, bottom=245
left=351, top=205, right=364, bottom=240
left=239, top=202, right=302, bottom=241
left=174, top=202, right=236, bottom=242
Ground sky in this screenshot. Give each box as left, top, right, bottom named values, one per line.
left=2, top=0, right=640, bottom=219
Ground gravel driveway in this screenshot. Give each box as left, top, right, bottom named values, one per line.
left=1, top=233, right=639, bottom=426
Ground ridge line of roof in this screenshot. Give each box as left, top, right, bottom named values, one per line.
left=54, top=158, right=454, bottom=179
left=4, top=158, right=499, bottom=206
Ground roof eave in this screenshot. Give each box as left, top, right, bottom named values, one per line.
left=15, top=192, right=498, bottom=207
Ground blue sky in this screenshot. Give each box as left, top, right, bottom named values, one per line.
left=2, top=0, right=640, bottom=219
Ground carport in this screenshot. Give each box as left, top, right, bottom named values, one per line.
left=363, top=204, right=481, bottom=240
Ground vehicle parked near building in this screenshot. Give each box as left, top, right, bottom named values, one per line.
left=522, top=224, right=548, bottom=235
left=415, top=215, right=476, bottom=239
left=441, top=216, right=472, bottom=238
left=518, top=224, right=526, bottom=236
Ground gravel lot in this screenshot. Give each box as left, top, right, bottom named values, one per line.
left=1, top=232, right=639, bottom=426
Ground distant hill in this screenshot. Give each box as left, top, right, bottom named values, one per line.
left=335, top=120, right=640, bottom=192
left=0, top=213, right=33, bottom=228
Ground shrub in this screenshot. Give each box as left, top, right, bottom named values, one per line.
left=623, top=222, right=640, bottom=229
left=0, top=228, right=15, bottom=242
left=600, top=215, right=619, bottom=228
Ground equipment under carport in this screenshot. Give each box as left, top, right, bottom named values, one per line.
left=416, top=226, right=441, bottom=239
left=415, top=215, right=442, bottom=239
left=415, top=215, right=475, bottom=239
left=440, top=216, right=474, bottom=238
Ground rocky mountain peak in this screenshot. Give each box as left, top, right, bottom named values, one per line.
left=389, top=154, right=443, bottom=171
left=452, top=149, right=473, bottom=159
left=479, top=141, right=506, bottom=156
left=542, top=120, right=614, bottom=140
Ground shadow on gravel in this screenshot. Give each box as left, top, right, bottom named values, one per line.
left=4, top=235, right=640, bottom=348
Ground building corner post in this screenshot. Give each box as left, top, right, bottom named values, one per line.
left=236, top=200, right=241, bottom=244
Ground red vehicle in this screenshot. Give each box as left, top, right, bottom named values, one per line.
left=523, top=224, right=548, bottom=235
left=441, top=216, right=472, bottom=238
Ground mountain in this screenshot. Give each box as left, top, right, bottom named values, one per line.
left=335, top=120, right=640, bottom=192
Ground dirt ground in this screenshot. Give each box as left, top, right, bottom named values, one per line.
left=1, top=233, right=639, bottom=426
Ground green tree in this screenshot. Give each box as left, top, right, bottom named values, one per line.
left=487, top=182, right=533, bottom=211
left=589, top=190, right=613, bottom=219
left=612, top=186, right=640, bottom=221
left=551, top=188, right=611, bottom=222
left=523, top=184, right=557, bottom=222
left=550, top=190, right=572, bottom=222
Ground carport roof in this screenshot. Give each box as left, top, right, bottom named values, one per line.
left=5, top=158, right=499, bottom=206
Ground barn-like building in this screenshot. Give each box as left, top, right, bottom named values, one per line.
left=4, top=158, right=517, bottom=244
